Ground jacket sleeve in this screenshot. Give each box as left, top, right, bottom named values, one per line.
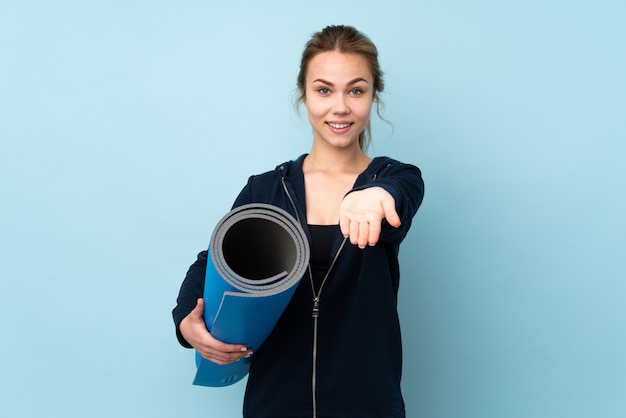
left=232, top=175, right=255, bottom=209
left=172, top=251, right=208, bottom=348
left=352, top=161, right=424, bottom=245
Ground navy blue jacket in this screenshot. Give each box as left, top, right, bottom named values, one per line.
left=173, top=154, right=424, bottom=418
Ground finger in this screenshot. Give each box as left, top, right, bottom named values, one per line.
left=206, top=347, right=252, bottom=365
left=202, top=345, right=252, bottom=363
left=198, top=347, right=250, bottom=365
left=339, top=215, right=350, bottom=238
left=198, top=336, right=253, bottom=364
left=209, top=337, right=250, bottom=355
left=368, top=219, right=382, bottom=246
left=382, top=199, right=401, bottom=228
left=358, top=221, right=369, bottom=249
left=349, top=219, right=360, bottom=246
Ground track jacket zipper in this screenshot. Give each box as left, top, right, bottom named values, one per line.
left=281, top=176, right=347, bottom=418
left=309, top=238, right=346, bottom=418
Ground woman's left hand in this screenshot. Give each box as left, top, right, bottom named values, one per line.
left=339, top=187, right=400, bottom=248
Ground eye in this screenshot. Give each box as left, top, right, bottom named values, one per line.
left=318, top=87, right=331, bottom=95
left=349, top=88, right=364, bottom=96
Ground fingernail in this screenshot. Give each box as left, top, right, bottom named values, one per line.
left=240, top=347, right=248, bottom=352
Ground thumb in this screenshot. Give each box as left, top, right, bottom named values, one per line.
left=192, top=298, right=205, bottom=318
left=382, top=199, right=401, bottom=228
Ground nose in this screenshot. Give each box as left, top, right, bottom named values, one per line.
left=332, top=94, right=350, bottom=115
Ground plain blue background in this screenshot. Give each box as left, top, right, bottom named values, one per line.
left=1, top=1, right=625, bottom=417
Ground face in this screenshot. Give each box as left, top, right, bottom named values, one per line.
left=303, top=50, right=374, bottom=150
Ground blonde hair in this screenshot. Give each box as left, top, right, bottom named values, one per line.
left=296, top=25, right=385, bottom=152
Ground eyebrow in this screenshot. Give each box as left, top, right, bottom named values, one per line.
left=311, top=77, right=369, bottom=86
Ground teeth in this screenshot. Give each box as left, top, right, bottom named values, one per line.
left=328, top=122, right=351, bottom=129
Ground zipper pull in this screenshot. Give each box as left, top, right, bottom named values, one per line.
left=312, top=298, right=319, bottom=318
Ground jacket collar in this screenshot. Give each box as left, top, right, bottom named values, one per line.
left=276, top=153, right=393, bottom=182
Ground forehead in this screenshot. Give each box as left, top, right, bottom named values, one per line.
left=306, top=50, right=372, bottom=83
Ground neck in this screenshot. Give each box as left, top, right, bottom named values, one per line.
left=304, top=144, right=371, bottom=174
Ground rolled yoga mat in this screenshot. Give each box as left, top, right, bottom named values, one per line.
left=193, top=203, right=310, bottom=387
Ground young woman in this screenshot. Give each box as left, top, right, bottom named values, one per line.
left=173, top=25, right=424, bottom=418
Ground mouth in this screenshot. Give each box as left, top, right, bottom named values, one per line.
left=327, top=122, right=353, bottom=129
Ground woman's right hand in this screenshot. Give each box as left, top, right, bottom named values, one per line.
left=179, top=298, right=253, bottom=365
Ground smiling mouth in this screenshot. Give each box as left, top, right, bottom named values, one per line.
left=327, top=122, right=352, bottom=129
